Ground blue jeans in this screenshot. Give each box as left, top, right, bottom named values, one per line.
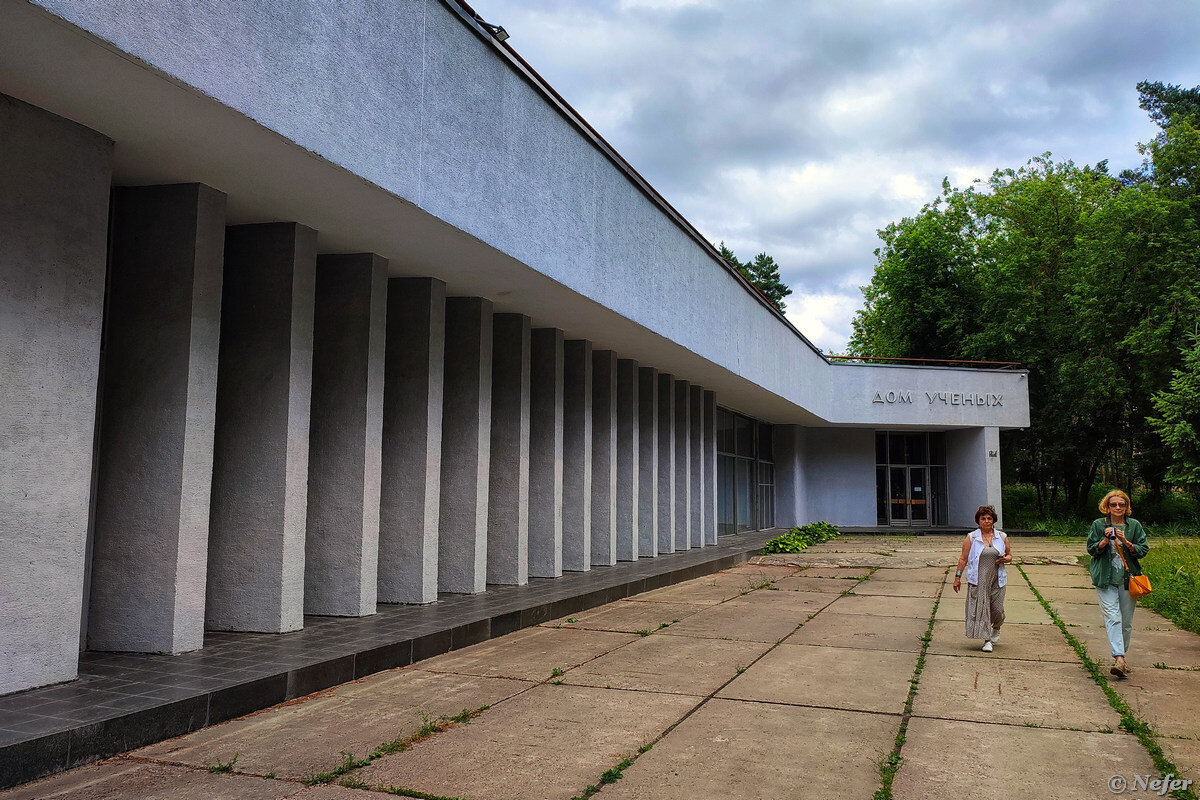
left=1095, top=584, right=1135, bottom=658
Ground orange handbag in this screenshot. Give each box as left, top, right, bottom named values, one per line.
left=1115, top=541, right=1152, bottom=598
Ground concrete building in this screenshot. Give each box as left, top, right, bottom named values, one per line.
left=0, top=0, right=1029, bottom=699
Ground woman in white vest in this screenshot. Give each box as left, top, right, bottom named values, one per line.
left=952, top=505, right=1012, bottom=652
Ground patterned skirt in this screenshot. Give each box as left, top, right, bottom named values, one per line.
left=965, top=545, right=1006, bottom=640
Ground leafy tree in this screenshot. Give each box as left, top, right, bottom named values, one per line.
left=718, top=242, right=792, bottom=312
left=1149, top=333, right=1200, bottom=498
left=1136, top=81, right=1200, bottom=129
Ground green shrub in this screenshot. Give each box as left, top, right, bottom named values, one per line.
left=1132, top=489, right=1200, bottom=526
left=761, top=521, right=840, bottom=554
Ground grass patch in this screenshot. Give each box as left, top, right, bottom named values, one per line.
left=203, top=754, right=238, bottom=774
left=1139, top=541, right=1200, bottom=634
left=1018, top=565, right=1197, bottom=800
left=873, top=569, right=945, bottom=800
left=304, top=705, right=491, bottom=787
left=760, top=521, right=840, bottom=554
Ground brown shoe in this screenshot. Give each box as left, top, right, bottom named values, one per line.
left=1110, top=661, right=1130, bottom=678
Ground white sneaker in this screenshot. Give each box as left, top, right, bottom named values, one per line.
left=981, top=641, right=994, bottom=652
left=990, top=630, right=1001, bottom=644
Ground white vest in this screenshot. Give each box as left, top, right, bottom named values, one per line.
left=965, top=528, right=1008, bottom=587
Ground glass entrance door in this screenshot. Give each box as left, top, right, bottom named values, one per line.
left=876, top=432, right=948, bottom=527
left=889, top=467, right=908, bottom=524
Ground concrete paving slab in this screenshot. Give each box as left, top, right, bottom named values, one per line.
left=926, top=620, right=1079, bottom=663
left=718, top=643, right=918, bottom=714
left=599, top=699, right=896, bottom=800
left=1072, top=626, right=1200, bottom=670
left=541, top=600, right=706, bottom=633
left=851, top=581, right=940, bottom=598
left=560, top=632, right=771, bottom=695
left=831, top=593, right=936, bottom=618
left=717, top=589, right=836, bottom=617
left=1111, top=669, right=1200, bottom=739
left=789, top=566, right=875, bottom=578
left=137, top=671, right=533, bottom=779
left=290, top=786, right=380, bottom=799
left=770, top=575, right=856, bottom=593
left=1158, top=736, right=1200, bottom=783
left=1038, top=586, right=1105, bottom=604
left=912, top=654, right=1121, bottom=731
left=719, top=563, right=802, bottom=579
left=935, top=598, right=1052, bottom=625
left=0, top=760, right=299, bottom=800
left=626, top=576, right=750, bottom=605
left=1020, top=567, right=1092, bottom=587
left=658, top=597, right=811, bottom=643
left=1052, top=601, right=1177, bottom=632
left=351, top=684, right=697, bottom=800
left=893, top=717, right=1156, bottom=800
left=870, top=567, right=948, bottom=582
left=417, top=626, right=635, bottom=681
left=789, top=612, right=929, bottom=652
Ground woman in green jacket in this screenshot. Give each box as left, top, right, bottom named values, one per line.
left=1086, top=489, right=1149, bottom=678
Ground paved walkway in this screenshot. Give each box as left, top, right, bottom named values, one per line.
left=5, top=535, right=1198, bottom=800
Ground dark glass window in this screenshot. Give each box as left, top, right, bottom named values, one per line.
left=734, top=415, right=754, bottom=458
left=717, top=407, right=734, bottom=454
left=757, top=422, right=773, bottom=461
left=718, top=455, right=735, bottom=535
left=929, top=432, right=947, bottom=466
left=875, top=433, right=887, bottom=465
left=906, top=435, right=927, bottom=466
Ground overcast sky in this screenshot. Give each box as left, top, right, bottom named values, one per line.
left=470, top=0, right=1199, bottom=352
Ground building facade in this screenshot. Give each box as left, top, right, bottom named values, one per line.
left=0, top=0, right=1029, bottom=698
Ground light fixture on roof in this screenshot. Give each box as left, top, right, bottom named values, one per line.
left=475, top=16, right=509, bottom=42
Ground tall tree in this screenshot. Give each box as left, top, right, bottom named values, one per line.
left=718, top=242, right=793, bottom=312
left=1149, top=333, right=1200, bottom=499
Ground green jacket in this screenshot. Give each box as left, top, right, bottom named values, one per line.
left=1086, top=517, right=1149, bottom=589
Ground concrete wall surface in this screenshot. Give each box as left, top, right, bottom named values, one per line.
left=0, top=95, right=112, bottom=694
left=801, top=428, right=878, bottom=527
left=8, top=0, right=1030, bottom=430
left=947, top=427, right=1003, bottom=527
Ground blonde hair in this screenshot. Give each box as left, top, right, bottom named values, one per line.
left=1099, top=489, right=1132, bottom=516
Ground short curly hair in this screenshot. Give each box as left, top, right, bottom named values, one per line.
left=974, top=505, right=998, bottom=524
left=1099, top=489, right=1132, bottom=515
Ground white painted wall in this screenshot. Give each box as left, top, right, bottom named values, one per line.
left=800, top=428, right=878, bottom=527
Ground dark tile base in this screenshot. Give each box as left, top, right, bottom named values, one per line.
left=0, top=530, right=775, bottom=789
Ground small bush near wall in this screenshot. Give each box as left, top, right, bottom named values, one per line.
left=761, top=522, right=841, bottom=554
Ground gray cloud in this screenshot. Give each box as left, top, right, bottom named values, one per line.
left=472, top=0, right=1199, bottom=349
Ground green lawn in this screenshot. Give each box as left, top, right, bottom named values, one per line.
left=1140, top=541, right=1200, bottom=635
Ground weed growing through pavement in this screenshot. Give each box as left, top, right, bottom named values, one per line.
left=303, top=705, right=491, bottom=787
left=873, top=569, right=944, bottom=800
left=567, top=617, right=579, bottom=623
left=1018, top=564, right=1197, bottom=800
left=657, top=622, right=670, bottom=630
left=203, top=754, right=239, bottom=774
left=551, top=667, right=565, bottom=677
left=636, top=629, right=651, bottom=637
left=1154, top=662, right=1200, bottom=671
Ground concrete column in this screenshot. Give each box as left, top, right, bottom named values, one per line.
left=772, top=425, right=806, bottom=529
left=304, top=254, right=387, bottom=617
left=703, top=390, right=718, bottom=544
left=673, top=379, right=692, bottom=550
left=615, top=359, right=640, bottom=561
left=0, top=96, right=111, bottom=695
left=689, top=384, right=705, bottom=548
left=637, top=367, right=659, bottom=557
left=487, top=313, right=531, bottom=585
left=656, top=373, right=676, bottom=555
left=562, top=340, right=592, bottom=571
left=88, top=184, right=226, bottom=654
left=946, top=427, right=1003, bottom=527
left=378, top=278, right=444, bottom=604
left=438, top=297, right=493, bottom=593
left=591, top=350, right=618, bottom=566
left=207, top=223, right=316, bottom=633
left=528, top=328, right=564, bottom=578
